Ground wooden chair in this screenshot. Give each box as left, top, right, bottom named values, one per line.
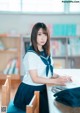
left=2, top=76, right=11, bottom=107
left=1, top=76, right=40, bottom=113
left=27, top=91, right=39, bottom=113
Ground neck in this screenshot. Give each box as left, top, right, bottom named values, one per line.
left=38, top=45, right=43, bottom=51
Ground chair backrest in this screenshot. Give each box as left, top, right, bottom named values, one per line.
left=26, top=91, right=40, bottom=113
left=1, top=76, right=40, bottom=113
left=1, top=76, right=11, bottom=106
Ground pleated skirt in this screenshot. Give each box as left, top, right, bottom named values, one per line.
left=14, top=82, right=49, bottom=113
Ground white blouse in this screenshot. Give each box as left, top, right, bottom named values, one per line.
left=22, top=52, right=53, bottom=86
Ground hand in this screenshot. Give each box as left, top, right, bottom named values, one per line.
left=52, top=74, right=59, bottom=79
left=54, top=76, right=72, bottom=86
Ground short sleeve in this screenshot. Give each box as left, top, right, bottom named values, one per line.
left=23, top=52, right=38, bottom=71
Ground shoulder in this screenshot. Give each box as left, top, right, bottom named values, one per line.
left=27, top=51, right=39, bottom=57
left=23, top=52, right=39, bottom=60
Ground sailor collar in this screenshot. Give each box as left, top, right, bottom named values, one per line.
left=27, top=46, right=53, bottom=76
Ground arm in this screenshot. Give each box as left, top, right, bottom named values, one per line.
left=29, top=70, right=72, bottom=86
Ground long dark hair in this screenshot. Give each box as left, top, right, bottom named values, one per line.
left=31, top=22, right=50, bottom=56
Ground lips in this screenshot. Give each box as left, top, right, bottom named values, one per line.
left=41, top=42, right=45, bottom=43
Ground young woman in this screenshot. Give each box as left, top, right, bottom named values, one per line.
left=14, top=22, right=72, bottom=113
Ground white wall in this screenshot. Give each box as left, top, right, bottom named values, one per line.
left=0, top=13, right=80, bottom=35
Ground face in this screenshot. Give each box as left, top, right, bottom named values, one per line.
left=37, top=28, right=47, bottom=48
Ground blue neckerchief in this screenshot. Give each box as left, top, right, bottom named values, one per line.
left=27, top=46, right=53, bottom=77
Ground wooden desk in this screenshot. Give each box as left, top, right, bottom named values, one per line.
left=47, top=68, right=80, bottom=113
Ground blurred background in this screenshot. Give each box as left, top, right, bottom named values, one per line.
left=0, top=0, right=80, bottom=79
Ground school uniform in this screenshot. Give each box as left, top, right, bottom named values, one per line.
left=14, top=46, right=53, bottom=113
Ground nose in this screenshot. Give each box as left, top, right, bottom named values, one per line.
left=42, top=34, right=46, bottom=38
left=41, top=36, right=45, bottom=40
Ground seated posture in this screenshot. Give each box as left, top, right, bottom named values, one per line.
left=13, top=22, right=72, bottom=113
left=1, top=76, right=40, bottom=113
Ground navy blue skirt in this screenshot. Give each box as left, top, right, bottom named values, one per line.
left=14, top=82, right=49, bottom=113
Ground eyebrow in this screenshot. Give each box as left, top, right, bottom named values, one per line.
left=38, top=32, right=43, bottom=33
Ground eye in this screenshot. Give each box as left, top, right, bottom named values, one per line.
left=43, top=33, right=47, bottom=36
left=38, top=33, right=42, bottom=36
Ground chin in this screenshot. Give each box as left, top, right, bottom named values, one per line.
left=41, top=44, right=45, bottom=46
left=41, top=42, right=46, bottom=45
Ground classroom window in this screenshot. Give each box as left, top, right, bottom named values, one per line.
left=69, top=1, right=80, bottom=12
left=0, top=0, right=21, bottom=11
left=22, top=0, right=64, bottom=13
left=0, top=0, right=80, bottom=14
